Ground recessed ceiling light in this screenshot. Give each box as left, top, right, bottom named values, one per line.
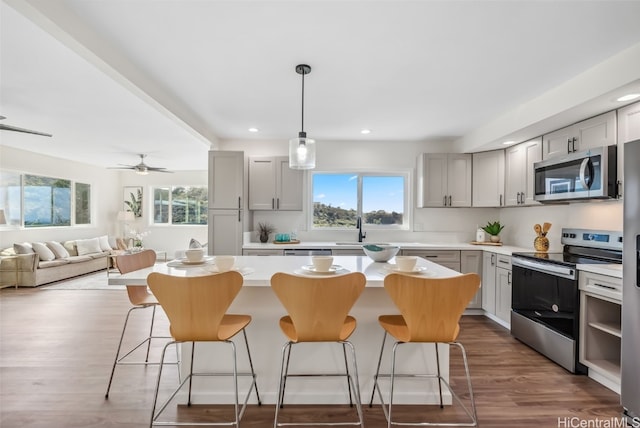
left=361, top=129, right=371, bottom=135
left=617, top=93, right=640, bottom=102
left=248, top=127, right=258, bottom=133
left=502, top=140, right=516, bottom=145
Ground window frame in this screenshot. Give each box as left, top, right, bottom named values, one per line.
left=308, top=169, right=410, bottom=231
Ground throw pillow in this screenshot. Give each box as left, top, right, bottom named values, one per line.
left=46, top=241, right=70, bottom=259
left=76, top=237, right=102, bottom=256
left=32, top=242, right=56, bottom=261
left=13, top=242, right=34, bottom=254
left=63, top=241, right=78, bottom=256
left=98, top=235, right=112, bottom=251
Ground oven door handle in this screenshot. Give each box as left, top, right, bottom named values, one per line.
left=512, top=257, right=575, bottom=279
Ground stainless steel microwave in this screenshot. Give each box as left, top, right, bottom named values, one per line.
left=533, top=146, right=617, bottom=203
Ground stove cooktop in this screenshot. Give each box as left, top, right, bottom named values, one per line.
left=511, top=251, right=620, bottom=267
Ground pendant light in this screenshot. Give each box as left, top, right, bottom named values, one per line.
left=289, top=64, right=316, bottom=169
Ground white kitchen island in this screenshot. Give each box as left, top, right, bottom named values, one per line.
left=108, top=256, right=463, bottom=405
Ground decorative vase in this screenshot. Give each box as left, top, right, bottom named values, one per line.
left=259, top=232, right=269, bottom=243
left=490, top=235, right=501, bottom=243
left=534, top=236, right=549, bottom=252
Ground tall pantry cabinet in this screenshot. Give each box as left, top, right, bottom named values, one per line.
left=208, top=151, right=244, bottom=255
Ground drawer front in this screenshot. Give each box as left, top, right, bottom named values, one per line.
left=402, top=250, right=460, bottom=263
left=579, top=271, right=622, bottom=302
left=496, top=254, right=512, bottom=269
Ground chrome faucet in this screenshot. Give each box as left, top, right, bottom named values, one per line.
left=356, top=216, right=366, bottom=242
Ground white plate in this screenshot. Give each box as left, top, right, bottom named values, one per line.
left=203, top=266, right=255, bottom=276
left=167, top=257, right=214, bottom=267
left=300, top=264, right=343, bottom=274
left=384, top=265, right=428, bottom=274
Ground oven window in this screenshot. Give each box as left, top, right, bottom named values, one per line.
left=511, top=266, right=578, bottom=338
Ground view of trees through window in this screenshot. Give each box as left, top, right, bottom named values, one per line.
left=153, top=186, right=207, bottom=225
left=312, top=173, right=406, bottom=228
left=24, top=175, right=71, bottom=227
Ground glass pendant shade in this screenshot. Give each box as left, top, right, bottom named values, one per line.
left=289, top=132, right=316, bottom=169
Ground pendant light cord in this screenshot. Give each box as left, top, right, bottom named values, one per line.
left=301, top=69, right=305, bottom=133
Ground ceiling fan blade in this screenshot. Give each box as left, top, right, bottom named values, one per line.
left=148, top=168, right=174, bottom=173
left=0, top=123, right=52, bottom=137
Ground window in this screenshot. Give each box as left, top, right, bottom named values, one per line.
left=75, top=182, right=91, bottom=225
left=0, top=172, right=92, bottom=228
left=311, top=172, right=408, bottom=229
left=153, top=186, right=208, bottom=225
left=24, top=174, right=71, bottom=227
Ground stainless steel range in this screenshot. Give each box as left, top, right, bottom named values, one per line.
left=511, top=228, right=623, bottom=373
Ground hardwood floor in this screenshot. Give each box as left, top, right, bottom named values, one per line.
left=0, top=285, right=622, bottom=427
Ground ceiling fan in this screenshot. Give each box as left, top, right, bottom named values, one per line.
left=0, top=115, right=52, bottom=137
left=109, top=154, right=173, bottom=175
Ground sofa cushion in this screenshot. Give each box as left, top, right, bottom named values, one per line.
left=32, top=242, right=56, bottom=261
left=1, top=247, right=16, bottom=256
left=65, top=255, right=93, bottom=264
left=14, top=242, right=34, bottom=254
left=38, top=259, right=70, bottom=269
left=63, top=241, right=78, bottom=256
left=98, top=235, right=113, bottom=251
left=46, top=241, right=70, bottom=259
left=88, top=252, right=108, bottom=260
left=76, top=238, right=102, bottom=256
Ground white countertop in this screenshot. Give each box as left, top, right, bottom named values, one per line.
left=576, top=263, right=623, bottom=279
left=243, top=241, right=530, bottom=256
left=107, top=255, right=461, bottom=287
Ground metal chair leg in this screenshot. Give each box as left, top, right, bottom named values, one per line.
left=274, top=342, right=291, bottom=428
left=242, top=329, right=262, bottom=405
left=105, top=305, right=140, bottom=399
left=435, top=342, right=444, bottom=408
left=279, top=342, right=293, bottom=408
left=187, top=342, right=195, bottom=406
left=369, top=331, right=388, bottom=407
left=342, top=342, right=354, bottom=407
left=145, top=305, right=157, bottom=362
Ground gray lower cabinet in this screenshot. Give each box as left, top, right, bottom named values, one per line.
left=331, top=249, right=365, bottom=256
left=402, top=249, right=482, bottom=309
left=460, top=250, right=482, bottom=309
left=482, top=252, right=512, bottom=325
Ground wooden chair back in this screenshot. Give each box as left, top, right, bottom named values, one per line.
left=383, top=273, right=481, bottom=343
left=115, top=249, right=157, bottom=304
left=147, top=271, right=244, bottom=342
left=270, top=272, right=366, bottom=342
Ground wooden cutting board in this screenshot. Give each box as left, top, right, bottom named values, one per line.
left=470, top=241, right=503, bottom=246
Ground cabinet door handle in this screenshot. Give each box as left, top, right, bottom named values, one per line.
left=272, top=198, right=275, bottom=209
left=491, top=254, right=496, bottom=265
left=508, top=271, right=512, bottom=285
left=572, top=137, right=577, bottom=152
left=516, top=192, right=520, bottom=204
left=567, top=138, right=572, bottom=154
left=499, top=194, right=503, bottom=206
left=448, top=195, right=452, bottom=206
left=443, top=196, right=447, bottom=206
left=238, top=197, right=241, bottom=209
left=238, top=210, right=241, bottom=222
left=276, top=198, right=280, bottom=210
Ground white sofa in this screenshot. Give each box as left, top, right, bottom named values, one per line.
left=0, top=236, right=116, bottom=287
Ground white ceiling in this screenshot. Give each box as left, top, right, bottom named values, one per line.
left=2, top=0, right=640, bottom=171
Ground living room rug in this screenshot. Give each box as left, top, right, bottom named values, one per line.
left=40, top=271, right=125, bottom=290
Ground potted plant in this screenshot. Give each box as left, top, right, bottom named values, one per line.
left=257, top=222, right=275, bottom=243
left=482, top=221, right=505, bottom=243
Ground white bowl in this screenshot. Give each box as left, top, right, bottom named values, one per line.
left=214, top=255, right=235, bottom=272
left=362, top=245, right=400, bottom=262
left=185, top=248, right=205, bottom=262
left=395, top=255, right=418, bottom=272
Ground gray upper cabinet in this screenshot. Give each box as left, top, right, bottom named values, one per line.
left=417, top=153, right=472, bottom=207
left=542, top=111, right=617, bottom=160
left=249, top=156, right=303, bottom=211
left=504, top=137, right=542, bottom=206
left=209, top=151, right=244, bottom=210
left=472, top=150, right=505, bottom=207
left=616, top=101, right=640, bottom=199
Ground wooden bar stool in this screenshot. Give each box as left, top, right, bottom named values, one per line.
left=105, top=249, right=175, bottom=398
left=369, top=273, right=481, bottom=427
left=270, top=271, right=366, bottom=428
left=147, top=271, right=261, bottom=428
